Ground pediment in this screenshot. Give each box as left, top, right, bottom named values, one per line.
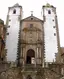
left=22, top=15, right=43, bottom=22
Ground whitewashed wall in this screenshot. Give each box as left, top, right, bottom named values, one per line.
left=43, top=7, right=58, bottom=62
left=6, top=7, right=21, bottom=62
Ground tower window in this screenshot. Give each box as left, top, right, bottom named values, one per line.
left=13, top=9, right=16, bottom=14
left=54, top=33, right=56, bottom=36
left=52, top=19, right=54, bottom=21
left=48, top=10, right=51, bottom=14
left=9, top=19, right=11, bottom=21
left=53, top=26, right=55, bottom=28
left=8, top=26, right=10, bottom=28
left=7, top=33, right=9, bottom=35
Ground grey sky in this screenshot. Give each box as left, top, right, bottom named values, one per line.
left=0, top=0, right=64, bottom=46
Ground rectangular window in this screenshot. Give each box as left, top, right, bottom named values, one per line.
left=30, top=24, right=33, bottom=28
left=48, top=10, right=51, bottom=14
left=13, top=9, right=16, bottom=14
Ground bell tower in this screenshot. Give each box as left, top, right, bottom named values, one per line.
left=5, top=3, right=23, bottom=62
left=42, top=3, right=60, bottom=62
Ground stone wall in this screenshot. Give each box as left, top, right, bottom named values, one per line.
left=0, top=62, right=63, bottom=79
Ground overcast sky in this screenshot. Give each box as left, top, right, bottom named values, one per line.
left=0, top=0, right=64, bottom=47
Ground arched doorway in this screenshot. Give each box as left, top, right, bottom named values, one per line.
left=26, top=49, right=35, bottom=64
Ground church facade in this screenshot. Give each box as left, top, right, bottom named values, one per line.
left=5, top=3, right=60, bottom=63
left=0, top=3, right=64, bottom=79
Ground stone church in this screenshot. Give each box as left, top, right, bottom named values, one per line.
left=0, top=3, right=64, bottom=79
left=5, top=3, right=60, bottom=63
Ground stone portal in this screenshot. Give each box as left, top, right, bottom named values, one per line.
left=26, top=49, right=35, bottom=64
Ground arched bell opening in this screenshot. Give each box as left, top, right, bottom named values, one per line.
left=26, top=49, right=35, bottom=64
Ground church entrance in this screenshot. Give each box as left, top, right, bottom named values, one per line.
left=26, top=49, right=35, bottom=64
